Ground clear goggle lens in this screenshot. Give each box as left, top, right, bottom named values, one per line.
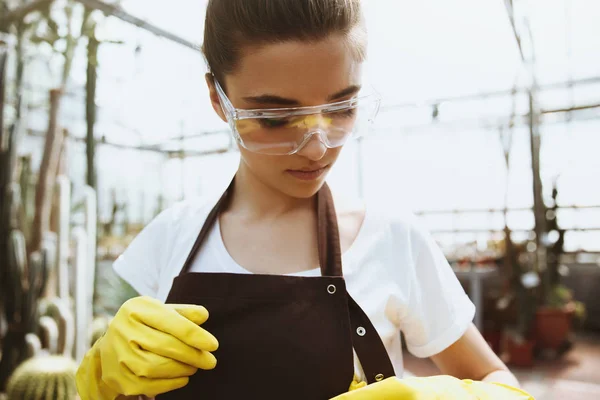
left=234, top=102, right=378, bottom=155
left=215, top=80, right=380, bottom=155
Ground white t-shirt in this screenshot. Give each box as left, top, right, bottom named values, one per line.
left=113, top=192, right=475, bottom=380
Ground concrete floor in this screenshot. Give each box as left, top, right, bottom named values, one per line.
left=403, top=332, right=600, bottom=399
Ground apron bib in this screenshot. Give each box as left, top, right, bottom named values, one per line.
left=157, top=181, right=394, bottom=399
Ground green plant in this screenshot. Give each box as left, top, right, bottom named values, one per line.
left=94, top=269, right=139, bottom=317
left=5, top=355, right=78, bottom=400
left=538, top=180, right=586, bottom=319
left=546, top=284, right=587, bottom=325
left=90, top=315, right=111, bottom=347
left=546, top=284, right=573, bottom=308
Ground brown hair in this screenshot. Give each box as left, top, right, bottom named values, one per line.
left=203, top=0, right=366, bottom=84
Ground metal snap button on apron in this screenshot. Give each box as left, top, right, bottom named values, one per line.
left=327, top=284, right=337, bottom=294
left=356, top=327, right=366, bottom=336
left=375, top=374, right=385, bottom=382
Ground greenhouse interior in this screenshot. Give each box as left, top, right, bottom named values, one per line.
left=0, top=0, right=599, bottom=399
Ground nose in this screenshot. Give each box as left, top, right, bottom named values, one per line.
left=295, top=131, right=327, bottom=161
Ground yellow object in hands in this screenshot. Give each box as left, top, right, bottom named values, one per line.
left=333, top=375, right=535, bottom=399
left=75, top=296, right=219, bottom=400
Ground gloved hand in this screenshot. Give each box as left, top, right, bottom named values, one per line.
left=76, top=296, right=219, bottom=400
left=333, top=375, right=535, bottom=399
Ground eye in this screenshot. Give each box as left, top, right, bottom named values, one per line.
left=330, top=108, right=357, bottom=119
left=258, top=118, right=289, bottom=128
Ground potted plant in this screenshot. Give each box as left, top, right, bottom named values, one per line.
left=499, top=227, right=538, bottom=367
left=534, top=181, right=586, bottom=353
left=534, top=284, right=586, bottom=352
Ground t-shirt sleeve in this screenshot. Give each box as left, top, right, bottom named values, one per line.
left=400, top=216, right=476, bottom=358
left=112, top=206, right=178, bottom=298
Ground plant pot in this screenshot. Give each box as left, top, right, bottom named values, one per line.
left=534, top=303, right=574, bottom=350
left=504, top=334, right=535, bottom=367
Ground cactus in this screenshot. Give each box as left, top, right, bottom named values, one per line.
left=0, top=229, right=51, bottom=389
left=0, top=227, right=28, bottom=390
left=26, top=252, right=49, bottom=329
left=24, top=333, right=42, bottom=359
left=5, top=355, right=78, bottom=400
left=17, top=155, right=34, bottom=241
left=55, top=176, right=71, bottom=300
left=38, top=297, right=74, bottom=357
left=40, top=232, right=57, bottom=297
left=6, top=226, right=27, bottom=323
left=30, top=89, right=65, bottom=255
left=38, top=316, right=59, bottom=354
left=72, top=226, right=89, bottom=362
left=84, top=186, right=98, bottom=312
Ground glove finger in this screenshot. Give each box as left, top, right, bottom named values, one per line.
left=126, top=349, right=198, bottom=379
left=132, top=299, right=219, bottom=352
left=132, top=327, right=218, bottom=370
left=168, top=303, right=210, bottom=325
left=171, top=304, right=219, bottom=353
left=109, top=366, right=190, bottom=398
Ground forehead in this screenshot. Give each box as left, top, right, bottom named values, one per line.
left=224, top=35, right=363, bottom=106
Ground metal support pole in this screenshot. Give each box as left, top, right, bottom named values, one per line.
left=74, top=0, right=201, bottom=53
left=528, top=91, right=550, bottom=297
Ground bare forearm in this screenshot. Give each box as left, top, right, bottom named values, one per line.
left=482, top=369, right=520, bottom=388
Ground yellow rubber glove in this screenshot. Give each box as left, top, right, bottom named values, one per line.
left=333, top=375, right=535, bottom=399
left=76, top=296, right=219, bottom=400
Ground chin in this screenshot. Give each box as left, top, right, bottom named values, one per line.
left=280, top=176, right=329, bottom=199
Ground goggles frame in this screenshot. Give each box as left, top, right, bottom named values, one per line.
left=213, top=78, right=381, bottom=155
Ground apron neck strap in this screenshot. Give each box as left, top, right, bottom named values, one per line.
left=317, top=183, right=343, bottom=277
left=179, top=178, right=343, bottom=277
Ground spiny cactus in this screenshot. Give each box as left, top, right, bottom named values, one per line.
left=38, top=297, right=74, bottom=357
left=38, top=315, right=59, bottom=354
left=0, top=226, right=28, bottom=389
left=72, top=226, right=89, bottom=362
left=5, top=355, right=78, bottom=400
left=40, top=232, right=57, bottom=297
left=24, top=333, right=42, bottom=359
left=55, top=175, right=71, bottom=300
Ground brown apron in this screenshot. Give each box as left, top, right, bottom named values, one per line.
left=157, top=181, right=395, bottom=400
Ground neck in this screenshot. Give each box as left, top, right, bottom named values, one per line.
left=227, top=163, right=314, bottom=219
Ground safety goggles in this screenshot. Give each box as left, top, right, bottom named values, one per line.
left=215, top=79, right=381, bottom=155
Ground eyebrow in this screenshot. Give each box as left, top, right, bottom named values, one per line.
left=327, top=85, right=361, bottom=102
left=242, top=85, right=362, bottom=107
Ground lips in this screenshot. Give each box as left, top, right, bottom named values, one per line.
left=286, top=166, right=328, bottom=181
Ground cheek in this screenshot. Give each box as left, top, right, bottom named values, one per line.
left=239, top=148, right=285, bottom=173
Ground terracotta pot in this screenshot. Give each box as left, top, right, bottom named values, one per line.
left=505, top=335, right=535, bottom=367
left=534, top=304, right=573, bottom=350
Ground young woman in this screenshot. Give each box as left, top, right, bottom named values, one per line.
left=76, top=0, right=533, bottom=399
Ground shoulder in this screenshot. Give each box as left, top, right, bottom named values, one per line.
left=361, top=200, right=432, bottom=252
left=334, top=193, right=433, bottom=266
left=112, top=194, right=220, bottom=298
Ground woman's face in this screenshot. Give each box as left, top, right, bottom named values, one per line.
left=207, top=34, right=363, bottom=199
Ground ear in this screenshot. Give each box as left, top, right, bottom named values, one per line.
left=205, top=73, right=227, bottom=122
